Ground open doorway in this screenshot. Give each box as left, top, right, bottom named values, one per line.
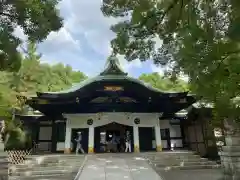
left=94, top=122, right=133, bottom=153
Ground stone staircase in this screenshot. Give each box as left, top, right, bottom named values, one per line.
left=143, top=151, right=221, bottom=171
left=8, top=151, right=222, bottom=180
left=9, top=154, right=86, bottom=180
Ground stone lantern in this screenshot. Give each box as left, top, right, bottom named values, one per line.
left=219, top=119, right=240, bottom=180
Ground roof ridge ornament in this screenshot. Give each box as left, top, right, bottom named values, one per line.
left=99, top=56, right=128, bottom=76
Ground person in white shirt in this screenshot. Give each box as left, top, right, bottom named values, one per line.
left=125, top=131, right=131, bottom=152
left=75, top=131, right=85, bottom=154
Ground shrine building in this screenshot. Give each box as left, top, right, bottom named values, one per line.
left=22, top=57, right=196, bottom=154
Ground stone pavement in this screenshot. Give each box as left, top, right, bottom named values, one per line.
left=157, top=169, right=223, bottom=180
left=8, top=152, right=223, bottom=180
left=75, top=154, right=162, bottom=180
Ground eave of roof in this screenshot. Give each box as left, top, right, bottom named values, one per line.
left=36, top=75, right=190, bottom=98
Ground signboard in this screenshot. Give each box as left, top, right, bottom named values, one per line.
left=104, top=86, right=124, bottom=91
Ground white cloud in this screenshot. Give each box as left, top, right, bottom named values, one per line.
left=152, top=35, right=163, bottom=50
left=150, top=64, right=165, bottom=75
left=35, top=0, right=119, bottom=75
left=12, top=0, right=155, bottom=77
left=122, top=59, right=142, bottom=71
left=62, top=0, right=118, bottom=56
left=46, top=28, right=78, bottom=47
left=38, top=27, right=81, bottom=54
left=13, top=26, right=27, bottom=41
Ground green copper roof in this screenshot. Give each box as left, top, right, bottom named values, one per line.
left=43, top=75, right=173, bottom=94
left=37, top=57, right=187, bottom=96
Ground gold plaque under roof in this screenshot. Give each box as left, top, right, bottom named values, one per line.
left=104, top=86, right=124, bottom=91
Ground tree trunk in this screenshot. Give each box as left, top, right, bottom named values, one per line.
left=219, top=119, right=240, bottom=180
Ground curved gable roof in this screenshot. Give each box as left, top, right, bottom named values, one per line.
left=37, top=75, right=187, bottom=97
left=36, top=57, right=189, bottom=98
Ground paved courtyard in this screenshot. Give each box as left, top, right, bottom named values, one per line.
left=75, top=154, right=223, bottom=180
left=75, top=154, right=162, bottom=180
left=157, top=169, right=222, bottom=180
left=7, top=153, right=223, bottom=180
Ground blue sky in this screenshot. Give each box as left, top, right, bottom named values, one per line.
left=14, top=0, right=164, bottom=78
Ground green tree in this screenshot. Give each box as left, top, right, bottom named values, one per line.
left=0, top=41, right=87, bottom=115
left=0, top=41, right=87, bottom=150
left=0, top=0, right=63, bottom=72
left=139, top=73, right=188, bottom=92
left=101, top=0, right=240, bottom=125
left=5, top=41, right=87, bottom=95
left=9, top=41, right=42, bottom=94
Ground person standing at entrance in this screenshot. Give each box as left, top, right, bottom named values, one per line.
left=111, top=134, right=120, bottom=152
left=75, top=131, right=85, bottom=154
left=125, top=131, right=131, bottom=152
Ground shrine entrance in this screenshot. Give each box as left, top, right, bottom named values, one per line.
left=94, top=122, right=133, bottom=153
left=24, top=57, right=196, bottom=154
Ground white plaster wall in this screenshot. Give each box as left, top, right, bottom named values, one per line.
left=160, top=120, right=182, bottom=138
left=63, top=114, right=184, bottom=150
left=64, top=113, right=159, bottom=128
left=160, top=120, right=183, bottom=148
left=162, top=139, right=183, bottom=149
left=170, top=125, right=182, bottom=137
left=171, top=139, right=183, bottom=148
left=160, top=120, right=171, bottom=129
left=57, top=142, right=73, bottom=151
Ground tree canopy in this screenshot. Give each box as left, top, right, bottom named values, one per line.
left=0, top=41, right=86, bottom=116
left=0, top=0, right=63, bottom=72
left=0, top=41, right=86, bottom=150
left=101, top=0, right=240, bottom=123
left=139, top=72, right=188, bottom=92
